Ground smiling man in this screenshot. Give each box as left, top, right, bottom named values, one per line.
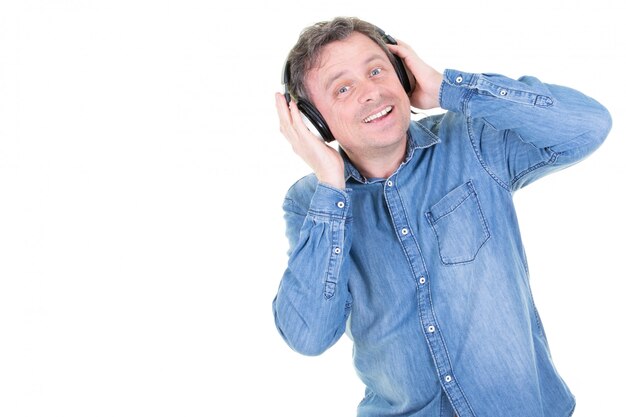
left=272, top=17, right=611, bottom=417
left=303, top=31, right=414, bottom=179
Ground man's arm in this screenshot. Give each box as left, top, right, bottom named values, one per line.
left=440, top=71, right=612, bottom=190
left=272, top=179, right=353, bottom=356
left=391, top=41, right=612, bottom=190
left=272, top=94, right=353, bottom=356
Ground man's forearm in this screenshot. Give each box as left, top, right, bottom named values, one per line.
left=439, top=69, right=612, bottom=157
left=273, top=182, right=353, bottom=356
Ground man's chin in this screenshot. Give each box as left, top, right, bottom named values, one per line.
left=362, top=126, right=408, bottom=145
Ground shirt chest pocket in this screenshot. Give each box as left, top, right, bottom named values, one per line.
left=425, top=180, right=490, bottom=265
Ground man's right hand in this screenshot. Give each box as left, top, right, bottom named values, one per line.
left=275, top=93, right=346, bottom=190
left=387, top=41, right=443, bottom=110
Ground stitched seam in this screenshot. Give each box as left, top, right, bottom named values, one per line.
left=466, top=117, right=511, bottom=192
left=426, top=182, right=491, bottom=266
left=511, top=149, right=560, bottom=189
left=431, top=192, right=471, bottom=221
left=283, top=197, right=308, bottom=217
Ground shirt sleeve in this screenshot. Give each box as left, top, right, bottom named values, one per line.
left=439, top=69, right=612, bottom=190
left=272, top=181, right=353, bottom=356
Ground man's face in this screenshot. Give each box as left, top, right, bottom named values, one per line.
left=305, top=32, right=411, bottom=158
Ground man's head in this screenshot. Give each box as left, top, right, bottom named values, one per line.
left=286, top=18, right=403, bottom=103
left=284, top=17, right=412, bottom=163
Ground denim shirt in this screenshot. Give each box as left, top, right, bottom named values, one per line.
left=272, top=69, right=612, bottom=417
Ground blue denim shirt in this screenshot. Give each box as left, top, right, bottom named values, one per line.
left=273, top=69, right=612, bottom=417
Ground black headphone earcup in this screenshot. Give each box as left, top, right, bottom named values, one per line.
left=377, top=28, right=412, bottom=94
left=392, top=55, right=412, bottom=94
left=297, top=99, right=335, bottom=142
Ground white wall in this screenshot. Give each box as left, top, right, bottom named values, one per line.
left=0, top=1, right=623, bottom=416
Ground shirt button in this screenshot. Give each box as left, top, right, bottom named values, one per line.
left=337, top=201, right=345, bottom=208
left=333, top=247, right=341, bottom=255
left=387, top=180, right=393, bottom=187
left=427, top=325, right=435, bottom=333
left=401, top=228, right=409, bottom=235
left=419, top=276, right=426, bottom=285
left=499, top=89, right=508, bottom=96
left=444, top=375, right=453, bottom=383
left=455, top=75, right=463, bottom=83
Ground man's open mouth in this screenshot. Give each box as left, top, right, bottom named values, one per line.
left=363, top=105, right=393, bottom=123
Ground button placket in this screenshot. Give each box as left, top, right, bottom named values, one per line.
left=415, top=257, right=470, bottom=413
left=383, top=168, right=472, bottom=414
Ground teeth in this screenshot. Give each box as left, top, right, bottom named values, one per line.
left=363, top=106, right=392, bottom=123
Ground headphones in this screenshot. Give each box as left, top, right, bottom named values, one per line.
left=282, top=28, right=412, bottom=142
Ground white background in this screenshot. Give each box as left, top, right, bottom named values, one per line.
left=1, top=0, right=624, bottom=416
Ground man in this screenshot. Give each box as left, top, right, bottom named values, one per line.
left=272, top=17, right=611, bottom=417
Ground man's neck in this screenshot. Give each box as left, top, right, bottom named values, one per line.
left=344, top=138, right=408, bottom=180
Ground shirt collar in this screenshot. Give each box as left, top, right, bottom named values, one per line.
left=342, top=120, right=441, bottom=184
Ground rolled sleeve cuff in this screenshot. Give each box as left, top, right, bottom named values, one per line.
left=308, top=183, right=352, bottom=219
left=439, top=69, right=478, bottom=113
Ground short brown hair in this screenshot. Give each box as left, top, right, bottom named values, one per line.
left=285, top=17, right=395, bottom=102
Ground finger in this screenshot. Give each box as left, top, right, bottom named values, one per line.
left=387, top=42, right=407, bottom=58
left=276, top=92, right=298, bottom=140
left=391, top=41, right=421, bottom=69
left=275, top=92, right=293, bottom=124
left=288, top=98, right=318, bottom=140
left=389, top=38, right=413, bottom=52
left=392, top=38, right=409, bottom=48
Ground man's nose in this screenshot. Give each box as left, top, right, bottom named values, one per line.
left=357, top=79, right=382, bottom=104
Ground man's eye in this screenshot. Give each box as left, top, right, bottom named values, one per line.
left=371, top=68, right=382, bottom=76
left=338, top=86, right=349, bottom=95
